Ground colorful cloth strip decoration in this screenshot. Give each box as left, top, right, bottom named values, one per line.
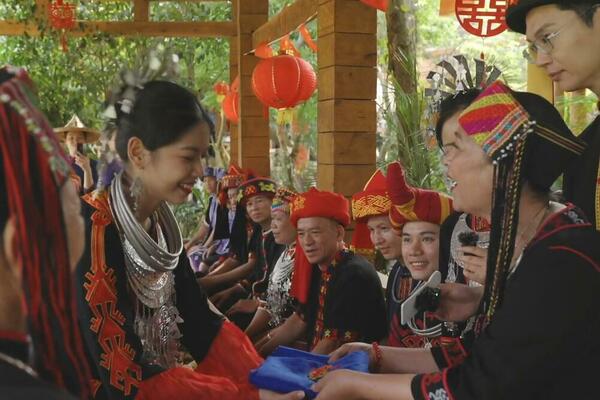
left=458, top=83, right=530, bottom=160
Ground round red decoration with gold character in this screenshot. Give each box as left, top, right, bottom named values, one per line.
left=251, top=54, right=317, bottom=110
left=455, top=0, right=509, bottom=38
left=49, top=0, right=76, bottom=30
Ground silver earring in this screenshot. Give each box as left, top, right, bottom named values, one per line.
left=130, top=177, right=143, bottom=216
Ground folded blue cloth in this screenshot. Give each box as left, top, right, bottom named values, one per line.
left=249, top=346, right=370, bottom=398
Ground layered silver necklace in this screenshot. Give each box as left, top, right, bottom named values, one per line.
left=110, top=171, right=184, bottom=368
left=448, top=213, right=489, bottom=286
left=265, top=246, right=295, bottom=328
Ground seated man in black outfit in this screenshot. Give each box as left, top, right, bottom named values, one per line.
left=257, top=187, right=387, bottom=356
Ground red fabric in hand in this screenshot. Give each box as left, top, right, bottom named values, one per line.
left=136, top=321, right=262, bottom=400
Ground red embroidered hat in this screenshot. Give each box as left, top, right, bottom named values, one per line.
left=387, top=162, right=453, bottom=231
left=289, top=187, right=351, bottom=228
left=350, top=166, right=393, bottom=259
left=218, top=164, right=253, bottom=206
left=237, top=177, right=277, bottom=206
left=220, top=164, right=247, bottom=190
left=271, top=187, right=298, bottom=214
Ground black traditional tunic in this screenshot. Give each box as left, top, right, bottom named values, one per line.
left=299, top=250, right=387, bottom=349
left=250, top=230, right=285, bottom=298
left=76, top=192, right=224, bottom=399
left=564, top=115, right=600, bottom=231
left=386, top=262, right=444, bottom=349
left=412, top=205, right=600, bottom=400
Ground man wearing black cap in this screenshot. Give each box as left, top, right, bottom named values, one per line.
left=506, top=0, right=600, bottom=231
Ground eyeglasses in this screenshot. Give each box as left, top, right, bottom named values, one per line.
left=523, top=5, right=600, bottom=64
left=522, top=28, right=564, bottom=64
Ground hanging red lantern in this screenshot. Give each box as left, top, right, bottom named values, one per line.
left=49, top=0, right=76, bottom=52
left=455, top=0, right=508, bottom=37
left=222, top=76, right=239, bottom=124
left=360, top=0, right=389, bottom=12
left=222, top=91, right=239, bottom=124
left=213, top=81, right=229, bottom=104
left=251, top=54, right=317, bottom=110
left=213, top=81, right=229, bottom=97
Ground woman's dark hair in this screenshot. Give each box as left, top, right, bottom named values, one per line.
left=115, top=80, right=215, bottom=160
left=434, top=88, right=482, bottom=147
left=558, top=2, right=599, bottom=27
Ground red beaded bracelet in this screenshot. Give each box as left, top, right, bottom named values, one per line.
left=371, top=341, right=382, bottom=373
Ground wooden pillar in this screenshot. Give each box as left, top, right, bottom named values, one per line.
left=316, top=0, right=377, bottom=197
left=133, top=0, right=149, bottom=22
left=229, top=0, right=240, bottom=165
left=236, top=0, right=270, bottom=177
left=527, top=62, right=554, bottom=104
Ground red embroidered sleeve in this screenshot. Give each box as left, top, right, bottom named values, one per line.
left=82, top=192, right=142, bottom=397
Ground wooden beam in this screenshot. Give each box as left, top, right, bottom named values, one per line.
left=0, top=20, right=236, bottom=37
left=34, top=0, right=49, bottom=22
left=252, top=0, right=317, bottom=48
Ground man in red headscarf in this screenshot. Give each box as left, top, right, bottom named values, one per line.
left=258, top=188, right=387, bottom=356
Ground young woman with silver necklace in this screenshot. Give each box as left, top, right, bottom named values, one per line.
left=75, top=80, right=283, bottom=400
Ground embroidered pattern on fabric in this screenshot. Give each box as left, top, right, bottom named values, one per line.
left=351, top=194, right=391, bottom=220
left=420, top=372, right=447, bottom=400
left=308, top=365, right=336, bottom=382
left=439, top=337, right=468, bottom=367
left=82, top=193, right=142, bottom=396
left=312, top=270, right=332, bottom=349
left=428, top=389, right=450, bottom=400
left=291, top=195, right=306, bottom=213
left=0, top=89, right=71, bottom=182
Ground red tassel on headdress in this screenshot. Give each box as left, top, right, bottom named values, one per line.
left=289, top=238, right=312, bottom=304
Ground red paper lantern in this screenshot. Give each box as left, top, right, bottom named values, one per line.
left=455, top=0, right=508, bottom=37
left=223, top=91, right=239, bottom=124
left=213, top=81, right=229, bottom=96
left=49, top=0, right=76, bottom=30
left=360, top=0, right=389, bottom=12
left=251, top=54, right=317, bottom=109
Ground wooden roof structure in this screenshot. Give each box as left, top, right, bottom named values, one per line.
left=0, top=0, right=379, bottom=197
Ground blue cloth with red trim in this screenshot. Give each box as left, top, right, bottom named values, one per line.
left=249, top=346, right=370, bottom=398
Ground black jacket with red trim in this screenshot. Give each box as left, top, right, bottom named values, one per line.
left=412, top=205, right=600, bottom=400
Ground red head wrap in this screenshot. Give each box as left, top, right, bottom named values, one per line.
left=387, top=162, right=453, bottom=231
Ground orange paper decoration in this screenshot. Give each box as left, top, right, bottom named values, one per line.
left=222, top=91, right=239, bottom=124
left=223, top=76, right=239, bottom=124
left=299, top=24, right=318, bottom=53
left=255, top=43, right=274, bottom=59
left=279, top=35, right=301, bottom=58
left=251, top=54, right=317, bottom=109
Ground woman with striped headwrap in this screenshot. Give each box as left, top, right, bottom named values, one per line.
left=0, top=66, right=91, bottom=398
left=304, top=82, right=600, bottom=399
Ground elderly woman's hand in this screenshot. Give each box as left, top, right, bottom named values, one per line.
left=458, top=245, right=487, bottom=285
left=312, top=369, right=367, bottom=400
left=259, top=389, right=305, bottom=400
